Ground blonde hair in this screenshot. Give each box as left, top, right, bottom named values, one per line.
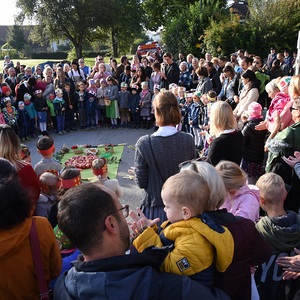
left=215, top=161, right=247, bottom=191
left=289, top=75, right=300, bottom=99
left=162, top=170, right=210, bottom=214
left=210, top=101, right=237, bottom=137
left=153, top=91, right=181, bottom=126
left=0, top=124, right=21, bottom=167
left=265, top=79, right=279, bottom=94
left=256, top=173, right=286, bottom=204
left=180, top=161, right=227, bottom=210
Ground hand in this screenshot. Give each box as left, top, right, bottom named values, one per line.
left=69, top=105, right=73, bottom=109
left=255, top=121, right=267, bottom=131
left=276, top=248, right=300, bottom=280
left=282, top=151, right=300, bottom=167
left=129, top=208, right=160, bottom=235
left=234, top=95, right=239, bottom=103
left=62, top=107, right=65, bottom=111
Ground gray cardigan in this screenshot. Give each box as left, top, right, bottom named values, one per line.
left=134, top=132, right=196, bottom=207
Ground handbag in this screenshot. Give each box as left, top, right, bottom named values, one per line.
left=30, top=218, right=51, bottom=300
left=104, top=98, right=111, bottom=106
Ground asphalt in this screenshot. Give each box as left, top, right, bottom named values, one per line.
left=26, top=123, right=149, bottom=209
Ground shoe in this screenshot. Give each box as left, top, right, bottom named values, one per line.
left=58, top=131, right=63, bottom=135
left=21, top=138, right=26, bottom=142
left=63, top=131, right=68, bottom=134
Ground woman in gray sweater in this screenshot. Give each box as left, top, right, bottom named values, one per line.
left=134, top=91, right=196, bottom=224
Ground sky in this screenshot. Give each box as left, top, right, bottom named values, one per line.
left=0, top=0, right=21, bottom=25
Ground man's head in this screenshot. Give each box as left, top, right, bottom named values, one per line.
left=161, top=170, right=210, bottom=223
left=277, top=53, right=284, bottom=63
left=163, top=52, right=173, bottom=65
left=240, top=57, right=253, bottom=71
left=205, top=52, right=212, bottom=62
left=57, top=183, right=130, bottom=257
left=8, top=67, right=16, bottom=77
left=256, top=173, right=286, bottom=211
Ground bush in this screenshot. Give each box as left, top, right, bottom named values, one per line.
left=32, top=52, right=68, bottom=59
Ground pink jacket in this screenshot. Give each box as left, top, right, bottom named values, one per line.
left=220, top=184, right=260, bottom=222
left=266, top=92, right=293, bottom=132
left=0, top=113, right=5, bottom=124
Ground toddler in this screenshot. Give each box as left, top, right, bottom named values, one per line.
left=75, top=82, right=88, bottom=130
left=128, top=84, right=140, bottom=129
left=63, top=82, right=76, bottom=132
left=118, top=82, right=131, bottom=127
left=131, top=170, right=234, bottom=287
left=53, top=88, right=67, bottom=135
left=86, top=92, right=98, bottom=130
left=2, top=97, right=19, bottom=133
left=97, top=78, right=108, bottom=124
left=24, top=93, right=37, bottom=138
left=139, top=81, right=151, bottom=129
left=34, top=89, right=48, bottom=136
left=91, top=158, right=123, bottom=198
left=216, top=160, right=260, bottom=222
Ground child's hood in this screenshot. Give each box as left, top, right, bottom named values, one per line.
left=234, top=184, right=260, bottom=205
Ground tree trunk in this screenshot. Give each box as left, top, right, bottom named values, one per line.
left=112, top=29, right=118, bottom=58
left=75, top=43, right=83, bottom=59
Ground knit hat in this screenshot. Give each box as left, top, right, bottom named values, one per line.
left=248, top=102, right=263, bottom=119
left=89, top=79, right=95, bottom=85
left=131, top=84, right=139, bottom=91
left=278, top=76, right=291, bottom=92
left=35, top=89, right=42, bottom=95
left=100, top=78, right=107, bottom=85
left=141, top=81, right=148, bottom=86
left=49, top=94, right=55, bottom=100
left=1, top=85, right=11, bottom=95
left=185, top=92, right=193, bottom=98
left=153, top=84, right=160, bottom=91
left=193, top=91, right=202, bottom=98
left=18, top=101, right=25, bottom=108
left=120, top=82, right=128, bottom=88
left=178, top=86, right=186, bottom=92
left=88, top=91, right=97, bottom=97
left=55, top=88, right=63, bottom=95
left=3, top=97, right=11, bottom=103
left=169, top=83, right=178, bottom=91
left=24, top=93, right=32, bottom=101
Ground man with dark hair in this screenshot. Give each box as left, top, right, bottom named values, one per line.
left=161, top=52, right=180, bottom=89
left=116, top=56, right=129, bottom=79
left=217, top=56, right=228, bottom=76
left=205, top=61, right=222, bottom=94
left=54, top=184, right=230, bottom=300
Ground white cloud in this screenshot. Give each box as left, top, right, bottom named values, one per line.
left=0, top=0, right=21, bottom=25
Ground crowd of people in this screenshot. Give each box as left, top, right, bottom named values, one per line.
left=1, top=46, right=300, bottom=299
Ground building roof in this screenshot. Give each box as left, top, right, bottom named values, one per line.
left=228, top=1, right=249, bottom=19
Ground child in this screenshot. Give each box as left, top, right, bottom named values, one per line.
left=86, top=78, right=97, bottom=94
left=118, top=82, right=131, bottom=127
left=36, top=172, right=60, bottom=218
left=255, top=173, right=300, bottom=300
left=1, top=85, right=14, bottom=108
left=128, top=84, right=140, bottom=129
left=74, top=81, right=88, bottom=130
left=91, top=158, right=123, bottom=198
left=34, top=135, right=62, bottom=177
left=216, top=160, right=260, bottom=222
left=131, top=170, right=234, bottom=286
left=17, top=101, right=30, bottom=142
left=189, top=91, right=204, bottom=150
left=63, top=83, right=76, bottom=132
left=35, top=75, right=47, bottom=92
left=20, top=144, right=32, bottom=163
left=0, top=108, right=5, bottom=124
left=96, top=78, right=108, bottom=124
left=181, top=92, right=193, bottom=134
left=241, top=102, right=268, bottom=184
left=2, top=97, right=19, bottom=133
left=86, top=92, right=98, bottom=130
left=47, top=93, right=57, bottom=132
left=139, top=81, right=151, bottom=129
left=53, top=88, right=67, bottom=135
left=34, top=89, right=48, bottom=136
left=24, top=93, right=37, bottom=138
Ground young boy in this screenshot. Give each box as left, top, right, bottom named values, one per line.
left=74, top=82, right=88, bottom=130
left=34, top=135, right=62, bottom=177
left=118, top=82, right=131, bottom=127
left=2, top=97, right=19, bottom=133
left=255, top=173, right=300, bottom=300
left=46, top=94, right=57, bottom=132
left=53, top=88, right=67, bottom=135
left=128, top=84, right=140, bottom=129
left=36, top=172, right=60, bottom=218
left=17, top=101, right=30, bottom=142
left=34, top=89, right=48, bottom=136
left=132, top=170, right=234, bottom=287
left=86, top=92, right=98, bottom=130
left=24, top=93, right=37, bottom=138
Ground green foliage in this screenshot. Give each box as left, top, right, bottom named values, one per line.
left=6, top=26, right=27, bottom=52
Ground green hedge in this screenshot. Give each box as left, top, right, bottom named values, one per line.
left=32, top=52, right=68, bottom=59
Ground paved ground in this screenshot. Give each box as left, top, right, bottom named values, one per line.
left=27, top=124, right=149, bottom=209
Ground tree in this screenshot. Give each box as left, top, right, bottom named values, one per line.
left=16, top=0, right=120, bottom=59
left=6, top=25, right=27, bottom=52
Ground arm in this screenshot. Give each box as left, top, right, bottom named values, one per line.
left=134, top=139, right=149, bottom=189
left=276, top=248, right=300, bottom=280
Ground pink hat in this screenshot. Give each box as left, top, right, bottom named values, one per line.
left=248, top=102, right=262, bottom=119
left=278, top=76, right=291, bottom=92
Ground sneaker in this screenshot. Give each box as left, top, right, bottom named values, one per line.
left=58, top=131, right=63, bottom=135
left=62, top=131, right=68, bottom=134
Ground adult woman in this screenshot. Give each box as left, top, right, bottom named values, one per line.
left=106, top=76, right=119, bottom=129
left=270, top=59, right=285, bottom=79
left=179, top=161, right=271, bottom=300
left=131, top=55, right=141, bottom=71
left=130, top=67, right=149, bottom=89
left=233, top=69, right=260, bottom=121
left=54, top=67, right=70, bottom=90
left=43, top=75, right=55, bottom=100
left=207, top=101, right=244, bottom=166
left=110, top=59, right=118, bottom=79
left=92, top=63, right=110, bottom=81
left=0, top=158, right=61, bottom=299
left=43, top=66, right=53, bottom=79
left=68, top=59, right=85, bottom=85
left=190, top=57, right=199, bottom=89
left=149, top=62, right=162, bottom=92
left=63, top=63, right=71, bottom=77
left=134, top=91, right=196, bottom=223
left=16, top=76, right=36, bottom=103
left=0, top=124, right=40, bottom=203
left=178, top=62, right=192, bottom=90
left=218, top=65, right=239, bottom=109
left=196, top=67, right=213, bottom=94
left=266, top=96, right=300, bottom=213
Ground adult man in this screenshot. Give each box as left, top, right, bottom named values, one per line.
left=277, top=52, right=290, bottom=75
left=266, top=47, right=277, bottom=70
left=205, top=61, right=222, bottom=94
left=217, top=56, right=228, bottom=76
left=116, top=55, right=128, bottom=79
left=17, top=66, right=32, bottom=81
left=161, top=52, right=180, bottom=89
left=78, top=58, right=91, bottom=77
left=54, top=184, right=229, bottom=300
left=176, top=52, right=185, bottom=65
left=205, top=52, right=212, bottom=62
left=237, top=49, right=245, bottom=64
left=5, top=67, right=18, bottom=97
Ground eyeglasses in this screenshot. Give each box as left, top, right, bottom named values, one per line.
left=106, top=205, right=129, bottom=219
left=290, top=107, right=299, bottom=112
left=253, top=61, right=260, bottom=65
